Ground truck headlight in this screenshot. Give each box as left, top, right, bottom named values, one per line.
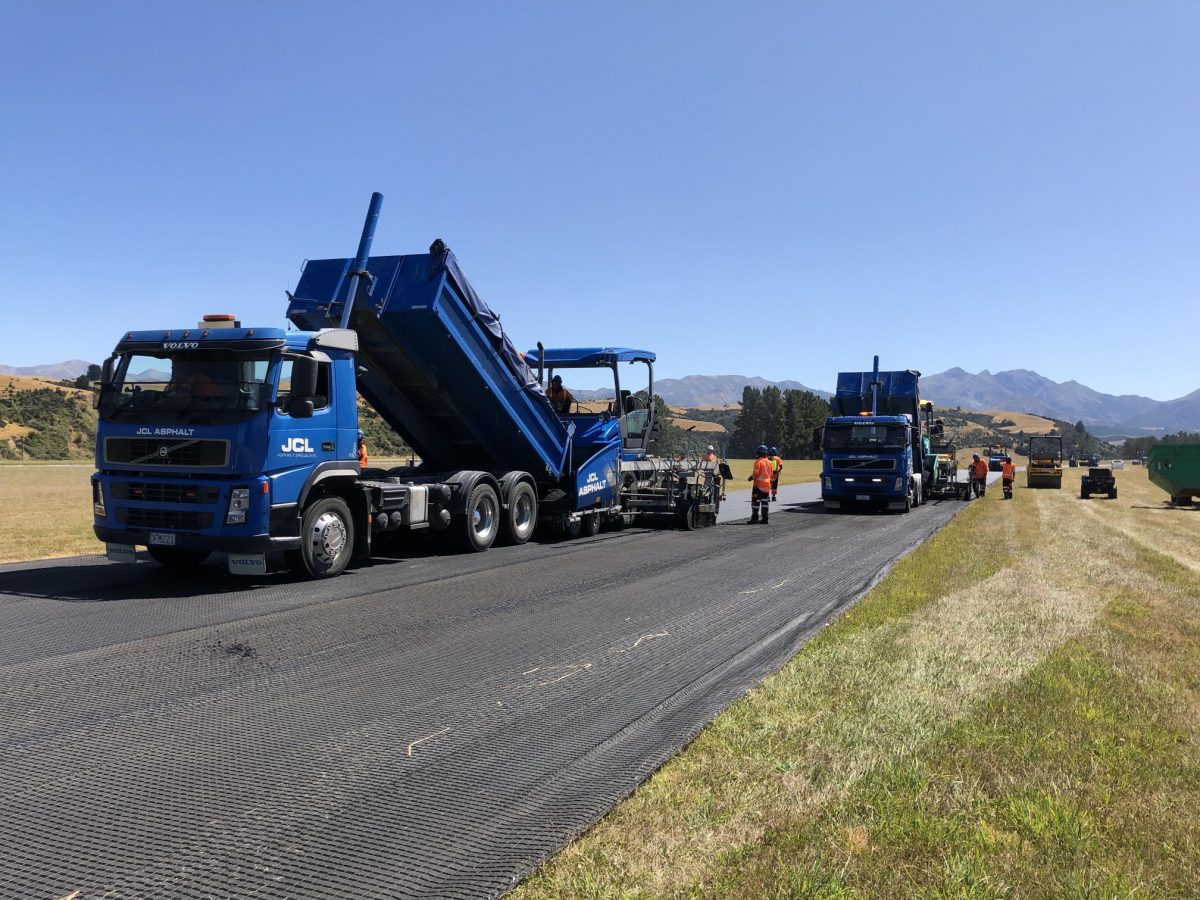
left=226, top=487, right=250, bottom=525
left=93, top=480, right=106, bottom=517
left=894, top=477, right=904, bottom=492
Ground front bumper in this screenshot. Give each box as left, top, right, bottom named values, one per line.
left=94, top=525, right=300, bottom=553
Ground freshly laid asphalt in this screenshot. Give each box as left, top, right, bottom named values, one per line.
left=0, top=477, right=994, bottom=899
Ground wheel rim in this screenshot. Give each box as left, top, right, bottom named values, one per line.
left=310, top=511, right=348, bottom=566
left=472, top=495, right=497, bottom=543
left=513, top=492, right=534, bottom=535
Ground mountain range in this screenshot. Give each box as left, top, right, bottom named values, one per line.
left=920, top=369, right=1200, bottom=436
left=6, top=359, right=1199, bottom=435
left=0, top=360, right=93, bottom=380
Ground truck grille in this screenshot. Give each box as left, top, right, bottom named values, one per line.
left=104, top=438, right=229, bottom=467
left=111, top=482, right=221, bottom=504
left=831, top=459, right=894, bottom=471
left=117, top=508, right=213, bottom=531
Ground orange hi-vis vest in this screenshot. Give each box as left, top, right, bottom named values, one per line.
left=772, top=455, right=783, bottom=473
left=752, top=456, right=774, bottom=491
left=972, top=459, right=989, bottom=479
left=1001, top=461, right=1016, bottom=480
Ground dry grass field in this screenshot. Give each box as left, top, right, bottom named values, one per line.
left=0, top=463, right=97, bottom=563
left=516, top=464, right=1200, bottom=897
left=723, top=457, right=821, bottom=487
left=983, top=410, right=1058, bottom=434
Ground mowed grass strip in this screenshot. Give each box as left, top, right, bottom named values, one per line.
left=515, top=466, right=1200, bottom=897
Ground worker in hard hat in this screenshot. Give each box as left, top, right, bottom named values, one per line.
left=748, top=444, right=773, bottom=524
left=1001, top=455, right=1016, bottom=499
left=356, top=429, right=369, bottom=467
left=702, top=445, right=718, bottom=463
left=970, top=453, right=988, bottom=498
left=769, top=446, right=783, bottom=501
left=546, top=374, right=575, bottom=415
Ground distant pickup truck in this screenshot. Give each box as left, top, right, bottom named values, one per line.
left=1080, top=467, right=1117, bottom=500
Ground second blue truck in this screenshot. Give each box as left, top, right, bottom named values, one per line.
left=818, top=357, right=931, bottom=512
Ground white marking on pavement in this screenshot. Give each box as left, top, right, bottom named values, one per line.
left=407, top=726, right=453, bottom=757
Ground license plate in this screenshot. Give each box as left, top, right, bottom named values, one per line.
left=856, top=494, right=870, bottom=501
left=148, top=532, right=176, bottom=546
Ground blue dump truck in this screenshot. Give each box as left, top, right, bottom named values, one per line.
left=818, top=357, right=930, bottom=512
left=92, top=194, right=723, bottom=578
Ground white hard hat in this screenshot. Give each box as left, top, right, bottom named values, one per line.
left=707, top=445, right=714, bottom=451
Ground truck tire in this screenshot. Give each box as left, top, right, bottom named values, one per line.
left=1109, top=489, right=1117, bottom=499
left=581, top=512, right=601, bottom=537
left=1081, top=487, right=1089, bottom=499
left=293, top=496, right=355, bottom=578
left=501, top=481, right=537, bottom=545
left=457, top=483, right=499, bottom=552
left=147, top=546, right=210, bottom=569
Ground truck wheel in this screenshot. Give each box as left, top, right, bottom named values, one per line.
left=458, top=483, right=499, bottom=552
left=147, top=546, right=210, bottom=569
left=581, top=512, right=600, bottom=537
left=501, top=481, right=537, bottom=545
left=1081, top=488, right=1088, bottom=499
left=293, top=497, right=355, bottom=578
left=1109, top=489, right=1117, bottom=499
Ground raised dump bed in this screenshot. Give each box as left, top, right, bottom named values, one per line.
left=287, top=246, right=571, bottom=480
left=1148, top=444, right=1200, bottom=506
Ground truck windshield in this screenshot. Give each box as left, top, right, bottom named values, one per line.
left=99, top=351, right=272, bottom=425
left=824, top=425, right=907, bottom=451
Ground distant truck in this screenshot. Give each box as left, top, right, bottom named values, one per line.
left=988, top=447, right=1007, bottom=472
left=91, top=193, right=723, bottom=578
left=818, top=357, right=929, bottom=512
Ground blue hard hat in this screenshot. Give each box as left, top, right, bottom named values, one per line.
left=757, top=444, right=768, bottom=455
left=769, top=446, right=778, bottom=454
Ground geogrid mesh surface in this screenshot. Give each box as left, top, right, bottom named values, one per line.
left=0, top=496, right=968, bottom=898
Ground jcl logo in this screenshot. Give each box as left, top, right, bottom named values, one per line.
left=281, top=437, right=313, bottom=454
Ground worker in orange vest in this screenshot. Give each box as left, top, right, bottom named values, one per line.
left=748, top=444, right=773, bottom=524
left=702, top=445, right=718, bottom=463
left=769, top=446, right=783, bottom=501
left=356, top=430, right=369, bottom=468
left=1001, top=455, right=1017, bottom=499
left=970, top=453, right=989, bottom=498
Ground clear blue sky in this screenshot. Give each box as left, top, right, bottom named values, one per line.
left=2, top=2, right=1196, bottom=399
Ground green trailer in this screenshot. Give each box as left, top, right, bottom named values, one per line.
left=1148, top=444, right=1200, bottom=506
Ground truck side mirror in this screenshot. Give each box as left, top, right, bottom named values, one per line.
left=284, top=356, right=318, bottom=419
left=811, top=426, right=822, bottom=452
left=100, top=357, right=117, bottom=388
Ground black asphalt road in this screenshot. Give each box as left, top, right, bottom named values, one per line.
left=0, top=491, right=975, bottom=899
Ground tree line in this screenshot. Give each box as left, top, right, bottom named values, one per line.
left=729, top=386, right=831, bottom=459
left=1120, top=431, right=1200, bottom=459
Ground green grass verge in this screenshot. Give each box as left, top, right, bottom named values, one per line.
left=515, top=479, right=1200, bottom=898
